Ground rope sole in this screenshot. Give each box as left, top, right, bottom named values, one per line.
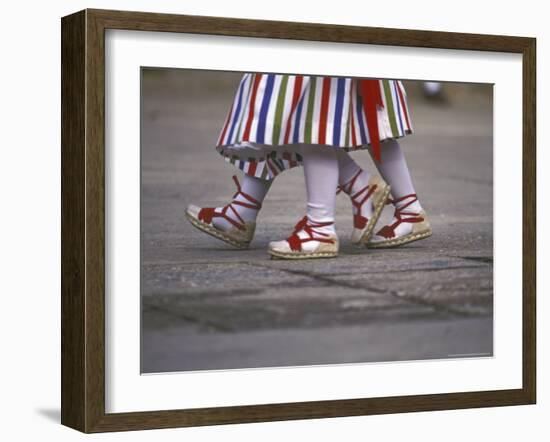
left=367, top=228, right=432, bottom=249
left=357, top=183, right=391, bottom=246
left=185, top=210, right=251, bottom=249
left=268, top=249, right=338, bottom=260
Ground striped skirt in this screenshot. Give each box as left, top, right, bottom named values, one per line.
left=216, top=74, right=413, bottom=180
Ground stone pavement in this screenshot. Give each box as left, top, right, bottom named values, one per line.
left=140, top=70, right=493, bottom=373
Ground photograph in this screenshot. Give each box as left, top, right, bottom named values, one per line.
left=140, top=69, right=494, bottom=373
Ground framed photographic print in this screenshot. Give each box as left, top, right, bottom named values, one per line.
left=61, top=9, right=536, bottom=433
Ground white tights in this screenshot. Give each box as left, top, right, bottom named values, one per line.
left=369, top=139, right=422, bottom=212
left=211, top=175, right=271, bottom=231
left=213, top=140, right=420, bottom=233
left=300, top=144, right=339, bottom=235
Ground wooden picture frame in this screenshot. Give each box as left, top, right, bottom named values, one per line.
left=61, top=8, right=536, bottom=433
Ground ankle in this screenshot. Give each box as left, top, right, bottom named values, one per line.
left=303, top=216, right=336, bottom=236
left=231, top=194, right=260, bottom=222
left=392, top=194, right=422, bottom=214
left=339, top=169, right=374, bottom=219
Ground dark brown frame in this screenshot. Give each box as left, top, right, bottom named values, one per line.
left=61, top=8, right=536, bottom=433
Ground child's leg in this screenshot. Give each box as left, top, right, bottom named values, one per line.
left=367, top=139, right=432, bottom=247
left=186, top=174, right=271, bottom=248
left=369, top=139, right=422, bottom=212
left=336, top=150, right=373, bottom=220
left=336, top=150, right=391, bottom=245
left=211, top=175, right=271, bottom=232
left=268, top=144, right=339, bottom=258
left=302, top=144, right=338, bottom=235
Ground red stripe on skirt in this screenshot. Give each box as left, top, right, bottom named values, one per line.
left=242, top=74, right=263, bottom=141
left=283, top=76, right=304, bottom=144
left=247, top=161, right=257, bottom=176
left=317, top=77, right=331, bottom=144
left=396, top=82, right=411, bottom=131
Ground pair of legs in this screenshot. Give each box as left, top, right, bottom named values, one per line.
left=299, top=140, right=423, bottom=238
left=201, top=139, right=426, bottom=255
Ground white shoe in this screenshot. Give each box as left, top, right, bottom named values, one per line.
left=268, top=217, right=339, bottom=260
left=338, top=172, right=391, bottom=245
left=185, top=175, right=260, bottom=249
left=368, top=194, right=432, bottom=248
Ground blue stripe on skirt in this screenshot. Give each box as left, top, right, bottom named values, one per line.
left=356, top=94, right=368, bottom=144
left=332, top=78, right=346, bottom=144
left=227, top=76, right=247, bottom=142
left=256, top=75, right=275, bottom=143
left=292, top=94, right=306, bottom=143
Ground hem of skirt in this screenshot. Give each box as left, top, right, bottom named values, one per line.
left=216, top=131, right=413, bottom=180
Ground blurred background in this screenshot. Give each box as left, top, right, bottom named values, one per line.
left=140, top=69, right=493, bottom=373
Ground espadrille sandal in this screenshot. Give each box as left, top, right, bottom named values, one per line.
left=268, top=218, right=339, bottom=260
left=337, top=171, right=391, bottom=246
left=367, top=194, right=432, bottom=248
left=185, top=175, right=260, bottom=249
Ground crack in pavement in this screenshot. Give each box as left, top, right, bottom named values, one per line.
left=454, top=256, right=493, bottom=265
left=142, top=257, right=493, bottom=330
left=248, top=262, right=491, bottom=317
left=141, top=260, right=254, bottom=268
left=308, top=264, right=486, bottom=277
left=143, top=259, right=491, bottom=273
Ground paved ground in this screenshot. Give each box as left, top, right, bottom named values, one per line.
left=140, top=69, right=493, bottom=373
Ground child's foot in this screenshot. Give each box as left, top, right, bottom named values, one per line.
left=268, top=217, right=339, bottom=260
left=337, top=170, right=391, bottom=245
left=368, top=194, right=432, bottom=248
left=185, top=175, right=261, bottom=249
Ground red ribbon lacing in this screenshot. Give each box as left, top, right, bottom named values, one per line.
left=336, top=169, right=377, bottom=229
left=286, top=217, right=335, bottom=252
left=198, top=175, right=262, bottom=231
left=358, top=79, right=384, bottom=162
left=376, top=194, right=424, bottom=239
